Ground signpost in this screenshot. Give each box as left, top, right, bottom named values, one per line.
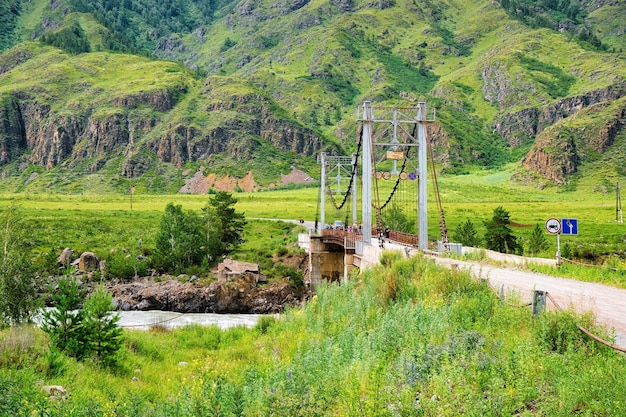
left=545, top=217, right=579, bottom=265
left=561, top=218, right=578, bottom=235
left=545, top=218, right=562, bottom=265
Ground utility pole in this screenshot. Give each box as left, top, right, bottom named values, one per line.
left=618, top=181, right=623, bottom=224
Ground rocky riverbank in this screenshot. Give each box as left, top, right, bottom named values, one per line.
left=107, top=274, right=310, bottom=314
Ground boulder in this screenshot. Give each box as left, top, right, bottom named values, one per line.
left=78, top=251, right=99, bottom=272
left=57, top=248, right=73, bottom=267
left=42, top=385, right=66, bottom=398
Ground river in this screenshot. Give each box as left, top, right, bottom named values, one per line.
left=116, top=310, right=262, bottom=330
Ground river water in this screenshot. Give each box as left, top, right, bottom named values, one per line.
left=116, top=310, right=261, bottom=330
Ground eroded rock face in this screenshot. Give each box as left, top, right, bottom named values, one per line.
left=108, top=275, right=309, bottom=314
left=0, top=78, right=322, bottom=184
left=493, top=84, right=626, bottom=148
left=522, top=98, right=626, bottom=183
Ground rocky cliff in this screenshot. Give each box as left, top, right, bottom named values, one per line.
left=493, top=83, right=626, bottom=148
left=522, top=95, right=626, bottom=183
left=0, top=70, right=323, bottom=189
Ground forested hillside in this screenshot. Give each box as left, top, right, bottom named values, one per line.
left=0, top=0, right=624, bottom=193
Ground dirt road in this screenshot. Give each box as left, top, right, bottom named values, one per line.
left=432, top=256, right=626, bottom=347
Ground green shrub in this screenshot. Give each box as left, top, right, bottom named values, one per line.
left=105, top=250, right=148, bottom=280
left=255, top=315, right=277, bottom=334
left=533, top=310, right=596, bottom=354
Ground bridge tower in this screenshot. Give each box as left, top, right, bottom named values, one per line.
left=358, top=101, right=435, bottom=251
left=317, top=153, right=358, bottom=234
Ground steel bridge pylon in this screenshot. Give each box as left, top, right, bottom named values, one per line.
left=317, top=152, right=358, bottom=234
left=358, top=101, right=435, bottom=251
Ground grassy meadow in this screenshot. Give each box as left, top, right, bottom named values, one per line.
left=5, top=164, right=624, bottom=273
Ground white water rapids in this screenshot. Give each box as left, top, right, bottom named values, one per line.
left=117, top=310, right=261, bottom=330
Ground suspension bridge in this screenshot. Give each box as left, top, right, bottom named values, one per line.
left=305, top=101, right=452, bottom=287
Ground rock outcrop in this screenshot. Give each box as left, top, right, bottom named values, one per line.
left=0, top=75, right=322, bottom=186
left=108, top=275, right=308, bottom=314
left=493, top=83, right=626, bottom=148
left=522, top=97, right=626, bottom=183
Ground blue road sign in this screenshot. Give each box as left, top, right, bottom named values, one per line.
left=561, top=218, right=578, bottom=235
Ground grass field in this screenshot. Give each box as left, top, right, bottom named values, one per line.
left=5, top=165, right=623, bottom=263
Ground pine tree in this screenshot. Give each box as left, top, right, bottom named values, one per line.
left=526, top=223, right=548, bottom=256
left=483, top=206, right=518, bottom=254
left=41, top=277, right=88, bottom=359
left=83, top=284, right=123, bottom=367
left=453, top=218, right=481, bottom=247
left=203, top=192, right=247, bottom=260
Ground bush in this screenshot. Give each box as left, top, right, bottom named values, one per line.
left=154, top=203, right=206, bottom=274
left=0, top=204, right=42, bottom=326
left=105, top=250, right=148, bottom=280
left=534, top=310, right=596, bottom=354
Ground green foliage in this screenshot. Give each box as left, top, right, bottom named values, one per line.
left=382, top=202, right=414, bottom=233
left=154, top=202, right=206, bottom=273
left=220, top=37, right=237, bottom=52
left=41, top=20, right=91, bottom=54
left=3, top=256, right=626, bottom=415
left=203, top=192, right=246, bottom=261
left=526, top=223, right=548, bottom=255
left=41, top=277, right=88, bottom=359
left=483, top=206, right=519, bottom=254
left=438, top=106, right=510, bottom=169
left=517, top=54, right=576, bottom=99
left=42, top=279, right=123, bottom=366
left=496, top=0, right=607, bottom=50
left=105, top=249, right=148, bottom=280
left=0, top=204, right=41, bottom=327
left=64, top=0, right=235, bottom=52
left=453, top=218, right=481, bottom=247
left=533, top=309, right=597, bottom=354
left=431, top=22, right=471, bottom=57
left=0, top=0, right=20, bottom=53
left=0, top=326, right=48, bottom=369
left=82, top=284, right=123, bottom=366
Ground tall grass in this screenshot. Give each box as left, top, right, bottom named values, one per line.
left=4, top=254, right=624, bottom=415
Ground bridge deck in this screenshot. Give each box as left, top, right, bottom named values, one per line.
left=321, top=229, right=419, bottom=250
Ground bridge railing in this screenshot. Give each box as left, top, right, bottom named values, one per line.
left=322, top=228, right=420, bottom=249
left=321, top=229, right=359, bottom=250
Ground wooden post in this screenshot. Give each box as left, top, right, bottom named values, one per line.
left=532, top=290, right=546, bottom=316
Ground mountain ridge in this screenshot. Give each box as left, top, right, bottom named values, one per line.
left=0, top=0, right=624, bottom=193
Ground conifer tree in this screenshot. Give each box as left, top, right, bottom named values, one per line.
left=203, top=192, right=246, bottom=260
left=453, top=218, right=481, bottom=247
left=526, top=223, right=548, bottom=256
left=83, top=284, right=123, bottom=366
left=483, top=206, right=518, bottom=254
left=41, top=277, right=88, bottom=359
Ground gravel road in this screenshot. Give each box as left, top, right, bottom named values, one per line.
left=432, top=256, right=626, bottom=348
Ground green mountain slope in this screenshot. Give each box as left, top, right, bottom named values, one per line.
left=0, top=0, right=624, bottom=193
